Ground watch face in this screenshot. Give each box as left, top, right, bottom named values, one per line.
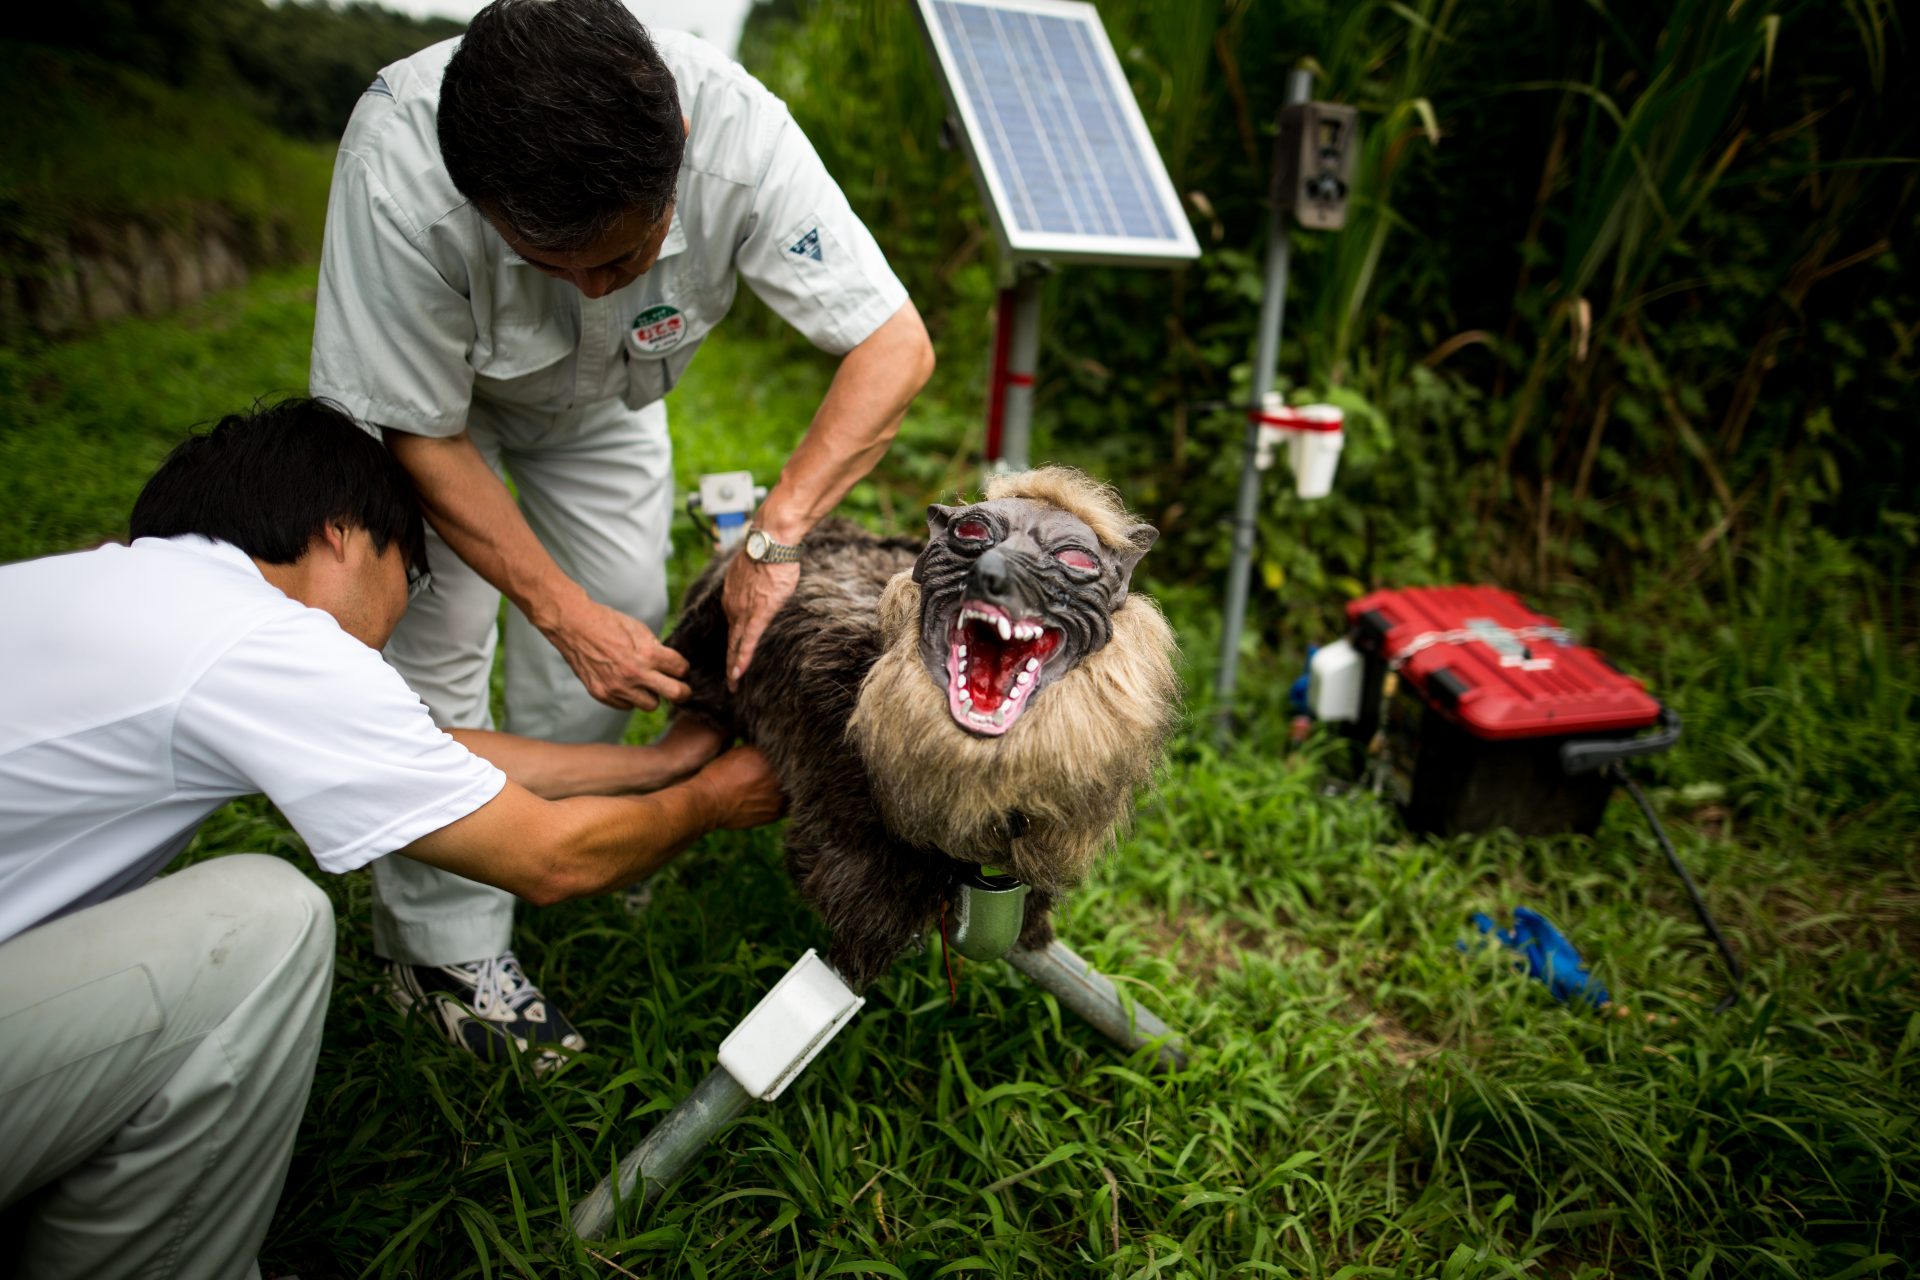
left=746, top=530, right=766, bottom=559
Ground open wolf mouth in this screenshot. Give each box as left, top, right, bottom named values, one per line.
left=944, top=599, right=1063, bottom=735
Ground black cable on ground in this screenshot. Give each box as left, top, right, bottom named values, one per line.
left=1612, top=763, right=1745, bottom=1015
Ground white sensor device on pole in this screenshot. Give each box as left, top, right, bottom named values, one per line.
left=716, top=950, right=864, bottom=1101
left=1308, top=638, right=1364, bottom=723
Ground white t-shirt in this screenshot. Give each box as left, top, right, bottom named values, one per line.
left=309, top=25, right=910, bottom=435
left=0, top=536, right=506, bottom=944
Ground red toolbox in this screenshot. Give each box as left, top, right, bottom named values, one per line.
left=1345, top=586, right=1678, bottom=837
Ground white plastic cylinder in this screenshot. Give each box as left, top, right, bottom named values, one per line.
left=1286, top=404, right=1345, bottom=499
left=1308, top=637, right=1364, bottom=722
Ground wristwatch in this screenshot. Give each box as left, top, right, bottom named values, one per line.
left=743, top=527, right=803, bottom=564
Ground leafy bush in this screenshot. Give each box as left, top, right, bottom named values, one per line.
left=10, top=0, right=463, bottom=140
left=738, top=0, right=1916, bottom=635
left=0, top=43, right=336, bottom=263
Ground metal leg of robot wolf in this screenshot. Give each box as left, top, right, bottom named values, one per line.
left=1007, top=940, right=1188, bottom=1071
left=571, top=1062, right=754, bottom=1238
left=572, top=940, right=1187, bottom=1237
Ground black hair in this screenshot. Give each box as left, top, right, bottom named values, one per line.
left=438, top=0, right=684, bottom=253
left=129, top=397, right=429, bottom=576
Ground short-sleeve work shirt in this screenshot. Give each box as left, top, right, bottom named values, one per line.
left=0, top=537, right=507, bottom=944
left=310, top=23, right=909, bottom=436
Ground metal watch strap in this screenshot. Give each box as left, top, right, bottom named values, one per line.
left=749, top=528, right=803, bottom=564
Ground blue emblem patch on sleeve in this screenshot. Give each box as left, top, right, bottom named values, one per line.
left=788, top=228, right=823, bottom=262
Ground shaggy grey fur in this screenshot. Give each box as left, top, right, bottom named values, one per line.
left=670, top=521, right=949, bottom=987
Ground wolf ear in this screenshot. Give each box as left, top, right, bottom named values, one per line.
left=913, top=504, right=967, bottom=584
left=1108, top=522, right=1159, bottom=608
left=925, top=503, right=964, bottom=540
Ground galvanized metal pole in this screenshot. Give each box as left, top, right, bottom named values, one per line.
left=1006, top=940, right=1187, bottom=1071
left=1215, top=67, right=1316, bottom=724
left=998, top=271, right=1044, bottom=471
left=572, top=1064, right=753, bottom=1238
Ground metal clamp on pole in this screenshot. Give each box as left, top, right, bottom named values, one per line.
left=949, top=867, right=1030, bottom=962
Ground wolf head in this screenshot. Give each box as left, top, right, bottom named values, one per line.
left=911, top=471, right=1157, bottom=737
left=848, top=468, right=1179, bottom=887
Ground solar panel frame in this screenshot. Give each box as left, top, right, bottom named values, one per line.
left=913, top=0, right=1201, bottom=267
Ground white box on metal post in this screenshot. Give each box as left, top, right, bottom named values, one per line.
left=716, top=950, right=864, bottom=1101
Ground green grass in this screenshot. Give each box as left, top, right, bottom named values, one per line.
left=3, top=273, right=1916, bottom=1279
left=0, top=265, right=321, bottom=561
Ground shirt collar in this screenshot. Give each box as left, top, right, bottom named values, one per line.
left=656, top=205, right=687, bottom=261
left=135, top=535, right=265, bottom=581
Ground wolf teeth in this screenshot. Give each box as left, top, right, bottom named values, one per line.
left=957, top=607, right=1050, bottom=645
left=1016, top=671, right=1032, bottom=686
left=1025, top=658, right=1040, bottom=672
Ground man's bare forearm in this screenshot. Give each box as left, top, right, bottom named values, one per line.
left=450, top=728, right=705, bottom=799
left=387, top=431, right=586, bottom=632
left=756, top=300, right=935, bottom=543
left=387, top=430, right=690, bottom=710
left=537, top=783, right=723, bottom=900
left=402, top=745, right=780, bottom=905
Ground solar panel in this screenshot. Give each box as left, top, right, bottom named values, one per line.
left=914, top=0, right=1200, bottom=266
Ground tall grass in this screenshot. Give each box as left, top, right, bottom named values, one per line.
left=2, top=272, right=1913, bottom=1278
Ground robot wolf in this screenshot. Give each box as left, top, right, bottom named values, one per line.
left=669, top=467, right=1179, bottom=988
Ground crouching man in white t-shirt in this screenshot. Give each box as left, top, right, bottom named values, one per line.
left=0, top=398, right=783, bottom=1280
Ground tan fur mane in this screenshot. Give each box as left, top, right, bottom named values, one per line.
left=983, top=466, right=1142, bottom=554
left=846, top=572, right=1179, bottom=892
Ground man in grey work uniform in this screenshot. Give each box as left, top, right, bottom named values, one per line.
left=310, top=0, right=934, bottom=1061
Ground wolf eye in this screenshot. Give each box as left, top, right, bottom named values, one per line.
left=953, top=518, right=992, bottom=542
left=1055, top=547, right=1098, bottom=572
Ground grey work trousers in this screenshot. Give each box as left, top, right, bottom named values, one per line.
left=372, top=396, right=675, bottom=966
left=0, top=855, right=334, bottom=1279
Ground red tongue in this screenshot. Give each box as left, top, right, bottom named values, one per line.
left=963, top=624, right=1059, bottom=712
left=967, top=645, right=1019, bottom=711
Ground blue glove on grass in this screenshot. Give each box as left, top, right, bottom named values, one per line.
left=1466, top=906, right=1609, bottom=1008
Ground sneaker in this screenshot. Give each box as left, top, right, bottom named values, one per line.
left=386, top=950, right=585, bottom=1072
